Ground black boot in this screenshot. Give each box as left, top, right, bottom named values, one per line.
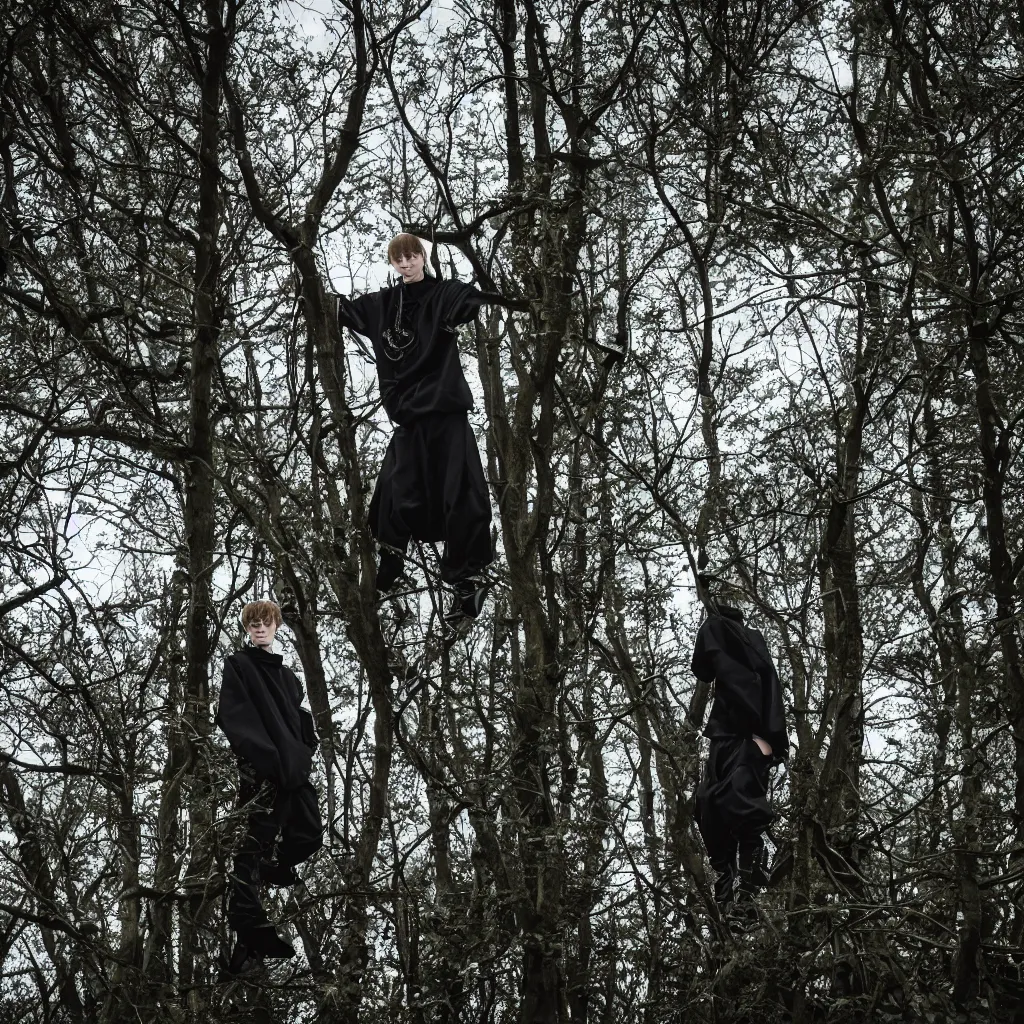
left=738, top=835, right=770, bottom=887
left=714, top=868, right=735, bottom=911
left=375, top=549, right=406, bottom=593
left=749, top=842, right=772, bottom=887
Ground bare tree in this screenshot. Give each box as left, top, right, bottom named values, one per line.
left=2, top=0, right=1024, bottom=1021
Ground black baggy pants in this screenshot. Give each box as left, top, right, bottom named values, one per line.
left=695, top=736, right=774, bottom=888
left=370, top=411, right=494, bottom=585
left=227, top=760, right=323, bottom=932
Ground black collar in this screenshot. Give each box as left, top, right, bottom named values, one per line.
left=717, top=605, right=746, bottom=624
left=242, top=644, right=283, bottom=666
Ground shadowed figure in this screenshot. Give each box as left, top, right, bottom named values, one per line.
left=691, top=605, right=790, bottom=920
left=215, top=600, right=323, bottom=971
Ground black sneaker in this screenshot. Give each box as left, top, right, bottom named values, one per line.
left=444, top=581, right=489, bottom=633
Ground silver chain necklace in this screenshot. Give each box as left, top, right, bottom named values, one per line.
left=381, top=282, right=417, bottom=362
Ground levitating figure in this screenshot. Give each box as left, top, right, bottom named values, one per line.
left=691, top=600, right=789, bottom=923
left=335, top=233, right=520, bottom=630
left=215, top=600, right=323, bottom=972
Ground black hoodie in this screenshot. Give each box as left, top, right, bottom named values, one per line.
left=691, top=610, right=790, bottom=760
left=215, top=645, right=318, bottom=790
left=336, top=278, right=492, bottom=425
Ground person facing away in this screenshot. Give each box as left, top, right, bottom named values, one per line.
left=691, top=601, right=789, bottom=921
left=335, top=233, right=521, bottom=630
left=215, top=600, right=323, bottom=973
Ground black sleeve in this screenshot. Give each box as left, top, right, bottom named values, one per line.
left=288, top=668, right=319, bottom=752
left=299, top=708, right=319, bottom=752
left=215, top=658, right=284, bottom=781
left=437, top=280, right=488, bottom=326
left=752, top=629, right=790, bottom=757
left=289, top=669, right=304, bottom=706
left=691, top=621, right=716, bottom=682
left=336, top=291, right=381, bottom=336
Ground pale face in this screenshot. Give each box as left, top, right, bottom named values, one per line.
left=246, top=618, right=278, bottom=650
left=390, top=249, right=425, bottom=284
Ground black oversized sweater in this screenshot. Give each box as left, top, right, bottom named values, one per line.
left=691, top=610, right=790, bottom=760
left=336, top=276, right=489, bottom=425
left=215, top=645, right=318, bottom=790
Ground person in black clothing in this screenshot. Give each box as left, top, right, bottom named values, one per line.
left=691, top=600, right=789, bottom=921
left=215, top=600, right=323, bottom=973
left=336, top=233, right=521, bottom=629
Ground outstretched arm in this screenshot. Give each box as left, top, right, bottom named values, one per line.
left=336, top=290, right=382, bottom=337
left=441, top=281, right=532, bottom=326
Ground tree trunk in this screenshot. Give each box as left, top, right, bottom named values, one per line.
left=178, top=0, right=230, bottom=995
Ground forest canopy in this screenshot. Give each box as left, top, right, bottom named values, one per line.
left=1, top=0, right=1023, bottom=1020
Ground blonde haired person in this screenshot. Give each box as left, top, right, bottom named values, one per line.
left=215, top=600, right=322, bottom=973
left=335, top=233, right=525, bottom=629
